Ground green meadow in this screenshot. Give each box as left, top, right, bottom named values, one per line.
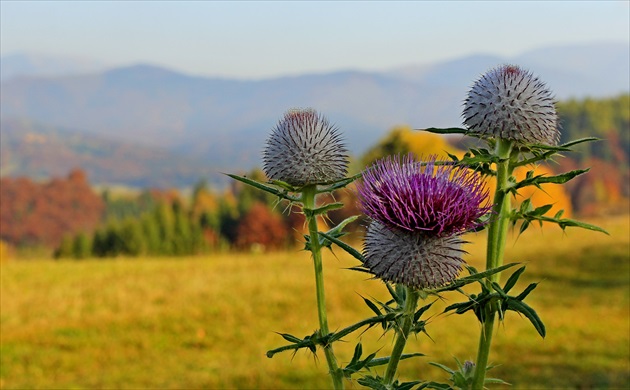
left=1, top=215, right=628, bottom=389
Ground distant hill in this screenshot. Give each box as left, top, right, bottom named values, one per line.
left=0, top=52, right=107, bottom=81
left=0, top=119, right=219, bottom=188
left=1, top=42, right=628, bottom=182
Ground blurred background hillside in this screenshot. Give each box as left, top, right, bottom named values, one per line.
left=0, top=1, right=628, bottom=259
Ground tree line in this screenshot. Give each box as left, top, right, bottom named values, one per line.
left=1, top=94, right=627, bottom=258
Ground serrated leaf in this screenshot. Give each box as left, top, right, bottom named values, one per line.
left=519, top=220, right=531, bottom=235
left=532, top=204, right=554, bottom=216
left=327, top=215, right=359, bottom=235
left=512, top=137, right=600, bottom=167
left=366, top=353, right=425, bottom=368
left=351, top=342, right=363, bottom=364
left=503, top=266, right=526, bottom=293
left=534, top=137, right=599, bottom=151
left=396, top=380, right=423, bottom=390
left=491, top=281, right=508, bottom=299
left=514, top=282, right=539, bottom=301
left=506, top=299, right=546, bottom=338
left=304, top=202, right=344, bottom=218
left=432, top=263, right=520, bottom=292
left=419, top=127, right=468, bottom=135
left=357, top=352, right=378, bottom=370
left=270, top=179, right=299, bottom=192
left=226, top=174, right=300, bottom=201
left=319, top=172, right=362, bottom=192
left=418, top=381, right=452, bottom=390
left=485, top=377, right=511, bottom=385
left=386, top=282, right=402, bottom=305
left=540, top=216, right=608, bottom=234
left=413, top=301, right=434, bottom=322
left=556, top=218, right=609, bottom=234
left=277, top=332, right=302, bottom=343
left=428, top=361, right=455, bottom=374
left=512, top=169, right=590, bottom=191
left=319, top=231, right=365, bottom=263
left=363, top=297, right=383, bottom=316
left=357, top=375, right=388, bottom=390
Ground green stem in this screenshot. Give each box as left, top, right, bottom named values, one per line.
left=471, top=139, right=513, bottom=390
left=302, top=185, right=344, bottom=390
left=383, top=287, right=420, bottom=387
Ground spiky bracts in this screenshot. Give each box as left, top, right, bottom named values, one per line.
left=364, top=222, right=467, bottom=289
left=263, top=109, right=349, bottom=187
left=357, top=154, right=490, bottom=289
left=463, top=64, right=559, bottom=145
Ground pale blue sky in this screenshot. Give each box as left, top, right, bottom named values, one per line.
left=1, top=1, right=628, bottom=79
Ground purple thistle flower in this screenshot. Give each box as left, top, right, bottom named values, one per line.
left=357, top=154, right=489, bottom=237
left=463, top=64, right=559, bottom=145
left=357, top=154, right=490, bottom=288
left=263, top=109, right=349, bottom=187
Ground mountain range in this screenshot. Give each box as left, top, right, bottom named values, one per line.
left=1, top=42, right=628, bottom=187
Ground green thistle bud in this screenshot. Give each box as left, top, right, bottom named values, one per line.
left=263, top=109, right=349, bottom=187
left=463, top=65, right=559, bottom=145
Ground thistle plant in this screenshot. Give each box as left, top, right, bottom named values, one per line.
left=230, top=64, right=606, bottom=389
left=356, top=154, right=490, bottom=386
left=231, top=108, right=351, bottom=389
left=426, top=64, right=607, bottom=388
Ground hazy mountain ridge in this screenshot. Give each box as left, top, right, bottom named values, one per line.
left=0, top=52, right=108, bottom=81
left=1, top=42, right=628, bottom=185
left=0, top=118, right=220, bottom=188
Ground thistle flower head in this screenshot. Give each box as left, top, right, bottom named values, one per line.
left=358, top=154, right=490, bottom=289
left=357, top=154, right=489, bottom=237
left=463, top=64, right=559, bottom=145
left=263, top=109, right=349, bottom=187
left=363, top=221, right=466, bottom=289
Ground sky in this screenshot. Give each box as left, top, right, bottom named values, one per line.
left=1, top=1, right=629, bottom=79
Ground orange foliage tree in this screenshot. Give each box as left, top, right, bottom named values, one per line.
left=0, top=169, right=104, bottom=248
left=235, top=202, right=289, bottom=251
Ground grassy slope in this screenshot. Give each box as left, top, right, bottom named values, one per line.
left=1, top=216, right=628, bottom=389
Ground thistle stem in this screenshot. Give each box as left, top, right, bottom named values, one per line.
left=302, top=185, right=344, bottom=390
left=383, top=286, right=420, bottom=387
left=472, top=139, right=513, bottom=389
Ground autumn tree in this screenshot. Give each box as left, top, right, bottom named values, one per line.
left=0, top=169, right=104, bottom=249
left=235, top=202, right=289, bottom=251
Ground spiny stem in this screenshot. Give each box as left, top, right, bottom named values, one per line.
left=383, top=286, right=420, bottom=386
left=302, top=185, right=344, bottom=390
left=472, top=139, right=513, bottom=389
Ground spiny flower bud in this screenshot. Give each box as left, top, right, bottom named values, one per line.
left=363, top=221, right=466, bottom=289
left=463, top=64, right=559, bottom=145
left=357, top=154, right=489, bottom=237
left=263, top=109, right=349, bottom=187
left=358, top=154, right=490, bottom=288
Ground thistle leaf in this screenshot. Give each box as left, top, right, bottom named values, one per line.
left=226, top=174, right=300, bottom=201
left=418, top=127, right=469, bottom=135
left=506, top=299, right=546, bottom=338
left=503, top=266, right=527, bottom=293
left=319, top=231, right=365, bottom=263
left=366, top=353, right=425, bottom=368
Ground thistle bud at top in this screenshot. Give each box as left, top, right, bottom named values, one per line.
left=463, top=65, right=559, bottom=145
left=262, top=109, right=349, bottom=187
left=357, top=154, right=490, bottom=289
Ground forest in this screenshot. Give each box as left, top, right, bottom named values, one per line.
left=1, top=94, right=628, bottom=259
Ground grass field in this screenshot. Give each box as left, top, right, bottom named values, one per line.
left=1, top=215, right=628, bottom=389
